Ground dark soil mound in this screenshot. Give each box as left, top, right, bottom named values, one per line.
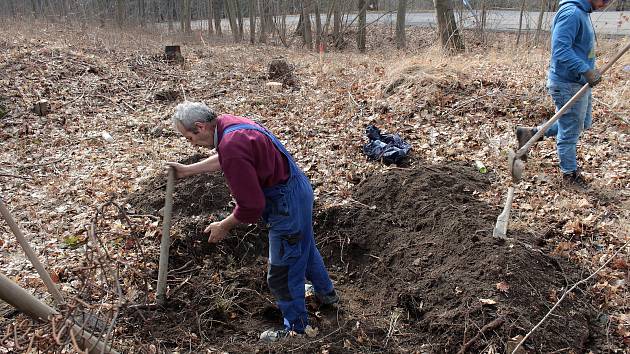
left=123, top=158, right=598, bottom=353
left=313, top=163, right=596, bottom=352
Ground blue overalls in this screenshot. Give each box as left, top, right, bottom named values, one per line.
left=222, top=123, right=335, bottom=333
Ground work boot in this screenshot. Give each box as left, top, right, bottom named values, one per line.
left=316, top=289, right=340, bottom=306
left=515, top=126, right=541, bottom=161
left=259, top=328, right=291, bottom=343
left=562, top=170, right=588, bottom=190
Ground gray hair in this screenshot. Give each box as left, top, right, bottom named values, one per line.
left=172, top=101, right=217, bottom=133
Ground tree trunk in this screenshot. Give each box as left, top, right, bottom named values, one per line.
left=213, top=0, right=223, bottom=35
left=534, top=0, right=546, bottom=45
left=168, top=0, right=175, bottom=31
left=116, top=0, right=124, bottom=28
left=181, top=0, right=191, bottom=34
left=139, top=0, right=146, bottom=27
left=302, top=0, right=313, bottom=50
left=333, top=0, right=342, bottom=48
left=31, top=0, right=38, bottom=18
left=236, top=0, right=244, bottom=40
left=396, top=0, right=406, bottom=49
left=480, top=0, right=487, bottom=43
left=357, top=0, right=366, bottom=53
left=314, top=0, right=322, bottom=51
left=433, top=0, right=464, bottom=52
left=207, top=0, right=214, bottom=34
left=249, top=0, right=256, bottom=44
left=225, top=0, right=240, bottom=42
left=516, top=0, right=527, bottom=45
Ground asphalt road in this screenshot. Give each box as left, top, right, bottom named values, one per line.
left=191, top=10, right=629, bottom=36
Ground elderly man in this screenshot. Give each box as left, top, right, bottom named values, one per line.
left=167, top=101, right=338, bottom=342
left=516, top=0, right=608, bottom=188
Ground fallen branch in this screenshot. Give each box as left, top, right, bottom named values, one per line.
left=511, top=239, right=630, bottom=354
left=458, top=317, right=504, bottom=354
left=0, top=173, right=32, bottom=179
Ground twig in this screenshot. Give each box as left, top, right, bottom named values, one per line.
left=457, top=317, right=505, bottom=354
left=0, top=173, right=32, bottom=179
left=1, top=158, right=64, bottom=169
left=511, top=239, right=630, bottom=354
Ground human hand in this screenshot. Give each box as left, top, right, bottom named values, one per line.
left=205, top=221, right=229, bottom=244
left=165, top=162, right=190, bottom=179
left=584, top=69, right=601, bottom=87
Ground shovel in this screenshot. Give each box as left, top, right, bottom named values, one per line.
left=494, top=41, right=630, bottom=238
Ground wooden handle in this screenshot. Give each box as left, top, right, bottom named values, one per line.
left=156, top=168, right=175, bottom=305
left=0, top=198, right=65, bottom=306
left=516, top=41, right=630, bottom=159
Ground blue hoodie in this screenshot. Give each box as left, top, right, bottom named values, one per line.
left=548, top=0, right=595, bottom=85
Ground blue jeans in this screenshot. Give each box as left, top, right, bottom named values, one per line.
left=543, top=81, right=592, bottom=174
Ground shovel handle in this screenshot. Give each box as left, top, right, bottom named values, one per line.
left=515, top=41, right=630, bottom=159
left=156, top=167, right=175, bottom=305
left=0, top=198, right=66, bottom=306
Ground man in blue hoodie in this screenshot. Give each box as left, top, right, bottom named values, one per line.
left=516, top=0, right=608, bottom=188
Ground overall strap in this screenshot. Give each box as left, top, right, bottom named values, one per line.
left=222, top=123, right=298, bottom=171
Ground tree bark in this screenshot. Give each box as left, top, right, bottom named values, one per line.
left=249, top=0, right=256, bottom=44
left=259, top=0, right=267, bottom=43
left=433, top=0, right=464, bottom=53
left=333, top=0, right=343, bottom=48
left=116, top=0, right=124, bottom=28
left=302, top=0, right=313, bottom=50
left=236, top=0, right=244, bottom=40
left=208, top=0, right=214, bottom=34
left=396, top=0, right=406, bottom=49
left=534, top=0, right=546, bottom=44
left=314, top=0, right=322, bottom=51
left=213, top=0, right=223, bottom=35
left=357, top=0, right=366, bottom=53
left=139, top=0, right=146, bottom=27
left=225, top=0, right=240, bottom=42
left=516, top=0, right=527, bottom=45
left=181, top=0, right=192, bottom=34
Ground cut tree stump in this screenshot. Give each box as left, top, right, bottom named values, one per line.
left=33, top=99, right=50, bottom=116
left=164, top=45, right=184, bottom=64
left=268, top=58, right=297, bottom=87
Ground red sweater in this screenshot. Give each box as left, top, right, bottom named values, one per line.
left=216, top=115, right=290, bottom=223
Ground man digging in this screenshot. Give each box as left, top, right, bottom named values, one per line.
left=516, top=0, right=608, bottom=188
left=167, top=101, right=339, bottom=342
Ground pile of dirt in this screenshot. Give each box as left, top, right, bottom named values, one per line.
left=123, top=158, right=599, bottom=352
left=313, top=162, right=598, bottom=352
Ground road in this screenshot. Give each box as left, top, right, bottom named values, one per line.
left=191, top=10, right=629, bottom=36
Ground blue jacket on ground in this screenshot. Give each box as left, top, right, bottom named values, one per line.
left=548, top=0, right=596, bottom=85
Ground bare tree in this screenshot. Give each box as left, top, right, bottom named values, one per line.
left=303, top=0, right=313, bottom=50
left=396, top=0, right=406, bottom=49
left=116, top=0, right=124, bottom=28
left=236, top=0, right=244, bottom=40
left=181, top=0, right=192, bottom=34
left=357, top=0, right=367, bottom=53
left=516, top=0, right=527, bottom=45
left=314, top=0, right=322, bottom=51
left=333, top=0, right=343, bottom=48
left=249, top=0, right=256, bottom=44
left=259, top=0, right=274, bottom=44
left=213, top=0, right=223, bottom=35
left=534, top=0, right=546, bottom=44
left=207, top=0, right=214, bottom=35
left=433, top=0, right=464, bottom=52
left=139, top=0, right=146, bottom=27
left=225, top=0, right=240, bottom=42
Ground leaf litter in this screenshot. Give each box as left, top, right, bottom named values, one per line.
left=0, top=23, right=628, bottom=352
